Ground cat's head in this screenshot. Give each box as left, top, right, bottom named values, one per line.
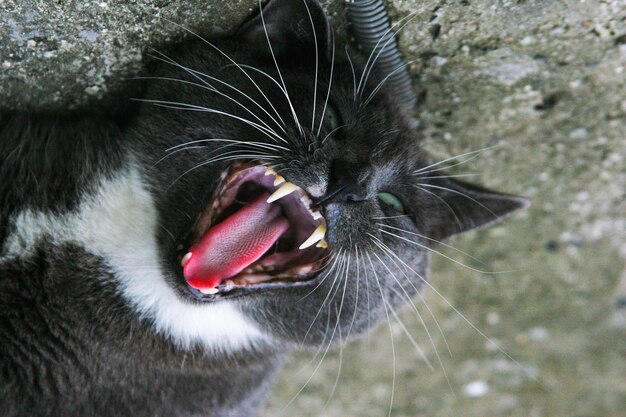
left=130, top=0, right=527, bottom=350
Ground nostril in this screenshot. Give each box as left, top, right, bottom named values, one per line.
left=318, top=159, right=369, bottom=205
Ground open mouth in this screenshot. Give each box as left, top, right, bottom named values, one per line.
left=180, top=163, right=328, bottom=299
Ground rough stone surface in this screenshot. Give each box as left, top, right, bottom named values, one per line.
left=0, top=0, right=260, bottom=110
left=2, top=0, right=624, bottom=416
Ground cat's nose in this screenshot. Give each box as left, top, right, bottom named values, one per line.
left=313, top=160, right=368, bottom=206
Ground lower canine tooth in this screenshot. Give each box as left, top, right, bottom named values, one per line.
left=273, top=175, right=285, bottom=186
left=181, top=252, right=192, bottom=267
left=200, top=287, right=219, bottom=295
left=299, top=224, right=327, bottom=249
left=267, top=182, right=298, bottom=203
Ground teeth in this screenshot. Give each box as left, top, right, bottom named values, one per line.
left=264, top=167, right=276, bottom=176
left=273, top=175, right=285, bottom=186
left=267, top=182, right=298, bottom=203
left=200, top=287, right=219, bottom=295
left=299, top=224, right=327, bottom=249
left=300, top=195, right=312, bottom=208
left=316, top=238, right=328, bottom=249
left=311, top=210, right=323, bottom=220
left=181, top=252, right=192, bottom=267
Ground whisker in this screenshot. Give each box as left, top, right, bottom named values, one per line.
left=365, top=252, right=396, bottom=417
left=300, top=250, right=344, bottom=344
left=413, top=145, right=499, bottom=176
left=370, top=243, right=436, bottom=370
left=152, top=145, right=209, bottom=167
left=362, top=59, right=418, bottom=108
left=418, top=183, right=500, bottom=220
left=413, top=184, right=464, bottom=231
left=357, top=10, right=425, bottom=102
left=285, top=252, right=348, bottom=411
left=371, top=214, right=411, bottom=220
left=131, top=98, right=285, bottom=144
left=370, top=235, right=456, bottom=394
left=347, top=245, right=361, bottom=339
left=380, top=228, right=504, bottom=274
left=141, top=52, right=287, bottom=138
left=157, top=17, right=288, bottom=129
left=357, top=10, right=421, bottom=96
left=423, top=173, right=481, bottom=180
left=165, top=138, right=289, bottom=153
left=301, top=0, right=319, bottom=133
left=377, top=223, right=485, bottom=265
left=345, top=45, right=357, bottom=103
left=156, top=141, right=281, bottom=169
left=369, top=243, right=528, bottom=374
left=320, top=123, right=348, bottom=145
left=258, top=0, right=303, bottom=136
left=388, top=306, right=434, bottom=371
left=316, top=30, right=336, bottom=138
left=292, top=256, right=343, bottom=375
left=371, top=241, right=453, bottom=375
left=323, top=247, right=351, bottom=408
left=169, top=151, right=277, bottom=187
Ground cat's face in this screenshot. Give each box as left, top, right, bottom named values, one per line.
left=131, top=0, right=525, bottom=349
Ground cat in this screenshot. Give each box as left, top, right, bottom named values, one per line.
left=0, top=0, right=527, bottom=416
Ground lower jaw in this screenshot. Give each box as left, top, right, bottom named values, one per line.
left=185, top=270, right=327, bottom=301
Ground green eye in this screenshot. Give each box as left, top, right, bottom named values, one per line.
left=378, top=192, right=405, bottom=213
left=324, top=104, right=340, bottom=131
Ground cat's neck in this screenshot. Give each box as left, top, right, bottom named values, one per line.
left=0, top=113, right=126, bottom=216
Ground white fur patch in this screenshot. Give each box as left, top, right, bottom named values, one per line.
left=2, top=165, right=267, bottom=352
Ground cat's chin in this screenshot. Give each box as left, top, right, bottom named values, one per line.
left=177, top=162, right=330, bottom=301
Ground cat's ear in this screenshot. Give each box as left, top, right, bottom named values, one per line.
left=238, top=0, right=331, bottom=60
left=425, top=178, right=529, bottom=240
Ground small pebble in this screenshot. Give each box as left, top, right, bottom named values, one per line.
left=487, top=312, right=500, bottom=325
left=463, top=380, right=489, bottom=398
left=569, top=127, right=588, bottom=140
left=528, top=326, right=550, bottom=341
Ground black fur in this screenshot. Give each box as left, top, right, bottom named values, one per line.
left=0, top=0, right=526, bottom=415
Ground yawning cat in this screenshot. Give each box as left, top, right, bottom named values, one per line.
left=0, top=0, right=527, bottom=416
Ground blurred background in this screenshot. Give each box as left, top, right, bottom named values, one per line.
left=2, top=0, right=624, bottom=415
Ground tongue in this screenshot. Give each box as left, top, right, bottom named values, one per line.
left=183, top=193, right=289, bottom=290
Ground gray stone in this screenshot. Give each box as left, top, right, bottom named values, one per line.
left=0, top=0, right=259, bottom=110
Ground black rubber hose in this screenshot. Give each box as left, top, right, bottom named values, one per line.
left=345, top=0, right=416, bottom=114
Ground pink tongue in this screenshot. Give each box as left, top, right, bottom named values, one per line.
left=183, top=193, right=289, bottom=290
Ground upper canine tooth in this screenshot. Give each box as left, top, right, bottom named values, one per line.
left=299, top=224, right=327, bottom=249
left=273, top=175, right=285, bottom=186
left=264, top=167, right=276, bottom=176
left=267, top=182, right=298, bottom=203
